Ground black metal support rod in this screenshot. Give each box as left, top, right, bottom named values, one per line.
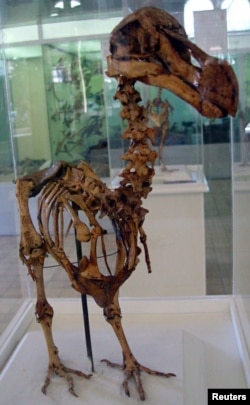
left=80, top=293, right=94, bottom=372
left=73, top=204, right=94, bottom=373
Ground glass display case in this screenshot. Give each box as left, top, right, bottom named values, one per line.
left=232, top=51, right=250, bottom=375
left=0, top=0, right=250, bottom=399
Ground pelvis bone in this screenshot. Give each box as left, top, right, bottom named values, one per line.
left=107, top=6, right=238, bottom=118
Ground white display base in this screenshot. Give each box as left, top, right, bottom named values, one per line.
left=119, top=165, right=208, bottom=297
left=0, top=297, right=248, bottom=405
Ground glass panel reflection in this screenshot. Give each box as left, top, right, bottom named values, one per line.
left=43, top=40, right=109, bottom=177
left=0, top=49, right=14, bottom=180
left=233, top=51, right=250, bottom=357
left=0, top=0, right=249, bottom=355
left=5, top=45, right=51, bottom=177
left=0, top=49, right=30, bottom=341
left=1, top=1, right=123, bottom=27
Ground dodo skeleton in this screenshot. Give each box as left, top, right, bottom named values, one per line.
left=16, top=7, right=238, bottom=401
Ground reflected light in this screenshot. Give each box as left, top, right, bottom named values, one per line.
left=54, top=1, right=64, bottom=8
left=184, top=0, right=250, bottom=36
left=71, top=0, right=81, bottom=7
left=54, top=1, right=81, bottom=9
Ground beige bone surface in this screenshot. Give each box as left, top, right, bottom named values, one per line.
left=109, top=7, right=238, bottom=118
left=16, top=6, right=238, bottom=401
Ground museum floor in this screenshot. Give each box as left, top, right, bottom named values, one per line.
left=0, top=178, right=232, bottom=336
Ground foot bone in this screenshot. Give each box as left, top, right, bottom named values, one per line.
left=101, top=358, right=175, bottom=401
left=42, top=362, right=92, bottom=397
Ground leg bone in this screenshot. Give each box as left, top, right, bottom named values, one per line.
left=102, top=294, right=175, bottom=401
left=33, top=255, right=92, bottom=396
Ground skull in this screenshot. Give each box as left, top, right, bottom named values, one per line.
left=107, top=7, right=238, bottom=118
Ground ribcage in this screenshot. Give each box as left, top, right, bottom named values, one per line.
left=35, top=162, right=140, bottom=307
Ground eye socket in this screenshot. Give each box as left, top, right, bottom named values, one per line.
left=110, top=43, right=117, bottom=55
left=108, top=199, right=116, bottom=208
left=120, top=193, right=128, bottom=204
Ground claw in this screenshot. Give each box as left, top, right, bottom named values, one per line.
left=41, top=366, right=53, bottom=395
left=66, top=374, right=78, bottom=397
left=41, top=363, right=92, bottom=397
left=101, top=358, right=122, bottom=369
left=62, top=366, right=92, bottom=379
left=101, top=357, right=175, bottom=401
left=139, top=364, right=176, bottom=378
left=123, top=371, right=132, bottom=398
left=133, top=371, right=146, bottom=401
